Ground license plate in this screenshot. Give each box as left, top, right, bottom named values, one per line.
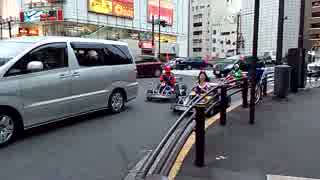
left=176, top=106, right=187, bottom=111
left=215, top=71, right=220, bottom=74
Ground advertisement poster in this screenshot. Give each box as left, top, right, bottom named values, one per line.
left=148, top=0, right=173, bottom=26
left=88, top=0, right=134, bottom=18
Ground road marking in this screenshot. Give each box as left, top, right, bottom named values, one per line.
left=267, top=175, right=320, bottom=180
left=168, top=100, right=242, bottom=180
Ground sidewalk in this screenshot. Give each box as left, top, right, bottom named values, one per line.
left=175, top=88, right=320, bottom=180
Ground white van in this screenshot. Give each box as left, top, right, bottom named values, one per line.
left=0, top=37, right=138, bottom=146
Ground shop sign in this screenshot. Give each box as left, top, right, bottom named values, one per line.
left=139, top=41, right=153, bottom=49
left=21, top=9, right=63, bottom=22
left=148, top=0, right=173, bottom=26
left=88, top=0, right=134, bottom=18
left=19, top=27, right=39, bottom=36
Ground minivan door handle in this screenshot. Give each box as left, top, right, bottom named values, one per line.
left=72, top=72, right=80, bottom=78
left=59, top=73, right=71, bottom=79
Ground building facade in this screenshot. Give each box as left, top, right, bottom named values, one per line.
left=240, top=0, right=301, bottom=57
left=305, top=0, right=320, bottom=51
left=2, top=0, right=189, bottom=58
left=189, top=0, right=240, bottom=58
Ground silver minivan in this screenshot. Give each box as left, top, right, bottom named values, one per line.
left=0, top=37, right=138, bottom=146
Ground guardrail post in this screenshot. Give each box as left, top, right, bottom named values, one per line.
left=242, top=78, right=249, bottom=108
left=262, top=77, right=267, bottom=96
left=195, top=106, right=206, bottom=167
left=220, top=85, right=227, bottom=126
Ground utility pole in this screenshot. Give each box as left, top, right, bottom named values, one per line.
left=158, top=0, right=161, bottom=60
left=8, top=19, right=12, bottom=38
left=0, top=17, right=3, bottom=40
left=298, top=0, right=305, bottom=49
left=187, top=0, right=191, bottom=57
left=250, top=0, right=260, bottom=125
left=152, top=15, right=155, bottom=56
left=236, top=13, right=241, bottom=55
left=276, top=0, right=285, bottom=65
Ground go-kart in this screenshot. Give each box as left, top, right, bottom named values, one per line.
left=145, top=77, right=187, bottom=102
left=171, top=83, right=230, bottom=116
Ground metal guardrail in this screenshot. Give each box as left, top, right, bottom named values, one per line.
left=128, top=69, right=276, bottom=180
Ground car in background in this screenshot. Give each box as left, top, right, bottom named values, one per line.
left=135, top=55, right=162, bottom=77
left=175, top=57, right=212, bottom=70
left=263, top=51, right=276, bottom=64
left=212, top=55, right=266, bottom=78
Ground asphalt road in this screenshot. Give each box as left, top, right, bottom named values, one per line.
left=0, top=75, right=244, bottom=180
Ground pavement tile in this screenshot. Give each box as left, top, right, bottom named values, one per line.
left=177, top=88, right=320, bottom=180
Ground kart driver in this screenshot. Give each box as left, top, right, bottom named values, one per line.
left=159, top=66, right=176, bottom=94
left=194, top=71, right=211, bottom=95
left=225, top=64, right=243, bottom=82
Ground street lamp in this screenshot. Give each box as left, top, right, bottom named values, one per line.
left=0, top=16, right=3, bottom=40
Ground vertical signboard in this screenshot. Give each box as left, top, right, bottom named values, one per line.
left=148, top=0, right=173, bottom=26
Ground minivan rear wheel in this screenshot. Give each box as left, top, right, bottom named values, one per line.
left=109, top=90, right=125, bottom=113
left=0, top=111, right=19, bottom=147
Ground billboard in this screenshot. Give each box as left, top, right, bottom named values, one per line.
left=88, top=0, right=134, bottom=18
left=148, top=0, right=173, bottom=26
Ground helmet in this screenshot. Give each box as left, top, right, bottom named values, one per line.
left=234, top=64, right=240, bottom=70
left=164, top=66, right=171, bottom=73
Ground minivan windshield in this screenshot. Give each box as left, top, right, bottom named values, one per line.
left=0, top=41, right=33, bottom=66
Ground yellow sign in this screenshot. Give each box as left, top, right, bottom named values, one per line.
left=88, top=0, right=113, bottom=14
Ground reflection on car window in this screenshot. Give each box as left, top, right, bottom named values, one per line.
left=5, top=43, right=68, bottom=77
left=71, top=42, right=133, bottom=67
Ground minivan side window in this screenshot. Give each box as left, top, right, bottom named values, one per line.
left=70, top=42, right=132, bottom=67
left=5, top=43, right=68, bottom=77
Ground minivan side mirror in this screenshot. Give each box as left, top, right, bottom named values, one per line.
left=27, top=61, right=44, bottom=72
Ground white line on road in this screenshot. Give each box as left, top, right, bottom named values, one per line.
left=267, top=175, right=320, bottom=180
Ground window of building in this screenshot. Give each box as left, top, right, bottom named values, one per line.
left=220, top=41, right=224, bottom=44
left=312, top=12, right=320, bottom=18
left=311, top=23, right=320, bottom=28
left=221, top=32, right=231, bottom=36
left=226, top=40, right=231, bottom=45
left=232, top=42, right=236, bottom=46
left=212, top=38, right=216, bottom=43
left=212, top=47, right=216, bottom=52
left=193, top=22, right=202, bottom=27
left=221, top=49, right=225, bottom=53
left=312, top=1, right=320, bottom=7
left=213, top=30, right=216, bottom=34
left=231, top=31, right=235, bottom=34
left=193, top=48, right=202, bottom=52
left=6, top=43, right=68, bottom=76
left=193, top=31, right=202, bottom=35
left=193, top=39, right=202, bottom=43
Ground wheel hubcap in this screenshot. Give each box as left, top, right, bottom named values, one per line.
left=111, top=93, right=124, bottom=112
left=0, top=115, right=14, bottom=144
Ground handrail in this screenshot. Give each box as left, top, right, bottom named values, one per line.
left=140, top=85, right=221, bottom=177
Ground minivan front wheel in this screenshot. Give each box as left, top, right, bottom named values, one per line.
left=109, top=91, right=125, bottom=113
left=0, top=112, right=18, bottom=147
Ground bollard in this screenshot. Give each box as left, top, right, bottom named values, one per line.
left=220, top=85, right=227, bottom=126
left=195, top=106, right=206, bottom=167
left=242, top=78, right=249, bottom=108
left=262, top=77, right=267, bottom=96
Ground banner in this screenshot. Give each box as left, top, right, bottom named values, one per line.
left=148, top=0, right=173, bottom=26
left=88, top=0, right=134, bottom=18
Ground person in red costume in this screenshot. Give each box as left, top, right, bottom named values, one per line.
left=159, top=66, right=176, bottom=94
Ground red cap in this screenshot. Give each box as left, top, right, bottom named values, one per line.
left=164, top=66, right=171, bottom=73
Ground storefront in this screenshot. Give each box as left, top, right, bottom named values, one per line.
left=16, top=0, right=188, bottom=57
